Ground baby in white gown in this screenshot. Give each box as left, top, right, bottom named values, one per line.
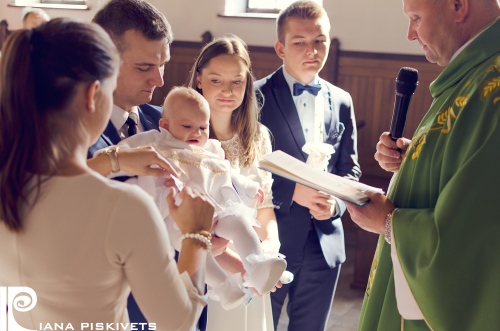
left=118, top=87, right=287, bottom=309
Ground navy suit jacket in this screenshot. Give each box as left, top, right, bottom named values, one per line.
left=87, top=104, right=162, bottom=159
left=255, top=67, right=361, bottom=269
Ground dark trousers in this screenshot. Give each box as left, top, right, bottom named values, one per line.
left=271, top=228, right=341, bottom=331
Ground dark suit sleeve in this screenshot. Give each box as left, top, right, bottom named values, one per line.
left=322, top=87, right=361, bottom=220
left=330, top=93, right=361, bottom=180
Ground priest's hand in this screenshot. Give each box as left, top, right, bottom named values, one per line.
left=345, top=191, right=395, bottom=234
left=374, top=132, right=411, bottom=172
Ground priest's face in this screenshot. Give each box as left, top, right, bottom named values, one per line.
left=403, top=0, right=462, bottom=66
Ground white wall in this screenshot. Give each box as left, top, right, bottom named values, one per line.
left=0, top=0, right=423, bottom=55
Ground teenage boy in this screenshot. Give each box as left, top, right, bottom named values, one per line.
left=255, top=1, right=361, bottom=330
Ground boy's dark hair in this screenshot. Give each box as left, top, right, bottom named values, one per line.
left=92, top=0, right=173, bottom=52
left=276, top=1, right=329, bottom=44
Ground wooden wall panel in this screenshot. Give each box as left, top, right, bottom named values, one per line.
left=335, top=54, right=442, bottom=181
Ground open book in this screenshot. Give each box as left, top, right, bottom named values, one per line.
left=259, top=150, right=384, bottom=206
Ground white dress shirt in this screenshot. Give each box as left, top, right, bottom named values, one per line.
left=109, top=104, right=145, bottom=139
left=282, top=67, right=326, bottom=144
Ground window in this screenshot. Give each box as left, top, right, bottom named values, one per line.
left=247, top=0, right=322, bottom=13
left=221, top=0, right=322, bottom=19
left=11, top=0, right=88, bottom=10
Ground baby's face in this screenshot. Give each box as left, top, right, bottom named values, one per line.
left=166, top=99, right=210, bottom=146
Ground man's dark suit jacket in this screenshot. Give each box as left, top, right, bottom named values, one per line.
left=87, top=103, right=162, bottom=159
left=255, top=67, right=361, bottom=271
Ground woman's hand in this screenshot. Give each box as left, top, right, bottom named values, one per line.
left=118, top=146, right=178, bottom=178
left=166, top=187, right=214, bottom=234
left=254, top=188, right=264, bottom=206
left=88, top=146, right=178, bottom=178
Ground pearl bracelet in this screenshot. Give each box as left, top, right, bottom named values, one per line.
left=385, top=208, right=397, bottom=244
left=179, top=233, right=212, bottom=251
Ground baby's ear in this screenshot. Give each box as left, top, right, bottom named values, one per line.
left=159, top=118, right=169, bottom=130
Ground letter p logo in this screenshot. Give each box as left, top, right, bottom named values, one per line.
left=0, top=287, right=37, bottom=331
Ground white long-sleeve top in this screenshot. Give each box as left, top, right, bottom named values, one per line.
left=0, top=172, right=206, bottom=330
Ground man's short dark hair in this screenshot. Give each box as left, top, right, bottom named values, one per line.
left=92, top=0, right=173, bottom=52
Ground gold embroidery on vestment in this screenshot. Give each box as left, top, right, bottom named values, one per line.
left=366, top=241, right=381, bottom=297
left=486, top=55, right=500, bottom=73
left=482, top=77, right=500, bottom=99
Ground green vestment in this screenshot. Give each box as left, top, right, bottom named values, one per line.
left=358, top=18, right=500, bottom=331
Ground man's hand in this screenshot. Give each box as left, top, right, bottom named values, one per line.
left=345, top=191, right=395, bottom=235
left=292, top=184, right=336, bottom=220
left=374, top=132, right=411, bottom=172
left=310, top=193, right=337, bottom=220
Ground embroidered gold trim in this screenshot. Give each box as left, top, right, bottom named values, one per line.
left=482, top=77, right=500, bottom=99
left=366, top=240, right=382, bottom=297
left=166, top=154, right=227, bottom=174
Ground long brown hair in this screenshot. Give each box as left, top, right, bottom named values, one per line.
left=187, top=34, right=260, bottom=167
left=0, top=18, right=119, bottom=231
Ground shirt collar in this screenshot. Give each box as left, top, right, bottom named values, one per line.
left=282, top=66, right=320, bottom=96
left=450, top=17, right=499, bottom=62
left=110, top=104, right=139, bottom=131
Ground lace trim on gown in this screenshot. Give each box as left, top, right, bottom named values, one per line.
left=220, top=131, right=275, bottom=209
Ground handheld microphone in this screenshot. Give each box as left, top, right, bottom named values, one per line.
left=389, top=67, right=419, bottom=141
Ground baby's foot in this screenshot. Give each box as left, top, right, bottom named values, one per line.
left=246, top=256, right=287, bottom=295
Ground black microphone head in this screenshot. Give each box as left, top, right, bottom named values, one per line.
left=396, top=67, right=419, bottom=95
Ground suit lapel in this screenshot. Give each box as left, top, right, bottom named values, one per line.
left=138, top=106, right=157, bottom=131
left=321, top=81, right=333, bottom=142
left=271, top=68, right=307, bottom=161
left=102, top=121, right=120, bottom=145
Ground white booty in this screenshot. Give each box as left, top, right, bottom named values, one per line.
left=245, top=255, right=287, bottom=295
left=208, top=273, right=247, bottom=310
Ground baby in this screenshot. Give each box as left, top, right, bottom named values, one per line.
left=118, top=87, right=287, bottom=309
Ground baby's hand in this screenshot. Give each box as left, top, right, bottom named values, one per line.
left=255, top=188, right=264, bottom=205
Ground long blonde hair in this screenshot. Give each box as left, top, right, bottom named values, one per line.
left=187, top=34, right=260, bottom=167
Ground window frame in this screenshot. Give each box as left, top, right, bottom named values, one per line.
left=246, top=0, right=287, bottom=14
left=9, top=0, right=88, bottom=10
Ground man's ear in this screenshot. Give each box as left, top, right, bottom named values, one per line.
left=274, top=40, right=286, bottom=60
left=159, top=117, right=169, bottom=130
left=86, top=80, right=101, bottom=113
left=452, top=0, right=469, bottom=23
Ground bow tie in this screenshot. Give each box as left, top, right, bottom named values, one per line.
left=293, top=83, right=322, bottom=96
